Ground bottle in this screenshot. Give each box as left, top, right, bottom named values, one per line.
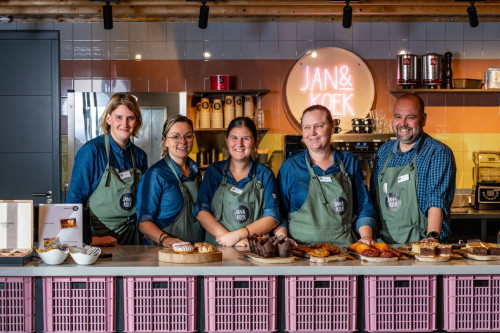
left=255, top=107, right=264, bottom=128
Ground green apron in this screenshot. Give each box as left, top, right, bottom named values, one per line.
left=205, top=163, right=264, bottom=245
left=145, top=156, right=204, bottom=244
left=376, top=138, right=427, bottom=244
left=288, top=154, right=356, bottom=245
left=87, top=134, right=142, bottom=245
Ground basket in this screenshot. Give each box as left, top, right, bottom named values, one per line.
left=285, top=276, right=357, bottom=333
left=42, top=276, right=115, bottom=333
left=443, top=275, right=500, bottom=332
left=364, top=275, right=437, bottom=332
left=0, top=277, right=34, bottom=333
left=123, top=276, right=196, bottom=333
left=204, top=276, right=277, bottom=333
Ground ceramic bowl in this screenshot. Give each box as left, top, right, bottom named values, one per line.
left=37, top=248, right=69, bottom=265
left=69, top=247, right=101, bottom=265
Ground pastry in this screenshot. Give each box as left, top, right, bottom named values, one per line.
left=172, top=242, right=195, bottom=253
left=373, top=242, right=391, bottom=251
left=308, top=248, right=330, bottom=257
left=312, top=243, right=341, bottom=255
left=437, top=244, right=452, bottom=256
left=379, top=250, right=395, bottom=258
left=198, top=243, right=217, bottom=254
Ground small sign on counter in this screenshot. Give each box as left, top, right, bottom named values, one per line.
left=39, top=203, right=83, bottom=248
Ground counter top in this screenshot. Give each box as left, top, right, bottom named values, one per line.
left=2, top=245, right=500, bottom=277
left=451, top=208, right=500, bottom=219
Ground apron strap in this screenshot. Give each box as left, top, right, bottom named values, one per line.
left=304, top=153, right=329, bottom=205
left=165, top=155, right=192, bottom=205
left=104, top=134, right=138, bottom=187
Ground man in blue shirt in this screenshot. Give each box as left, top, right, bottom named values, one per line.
left=371, top=93, right=456, bottom=244
left=276, top=105, right=376, bottom=245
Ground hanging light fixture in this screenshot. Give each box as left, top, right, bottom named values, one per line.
left=199, top=0, right=209, bottom=29
left=103, top=1, right=113, bottom=30
left=343, top=0, right=352, bottom=28
left=455, top=0, right=484, bottom=28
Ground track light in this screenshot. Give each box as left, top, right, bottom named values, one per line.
left=0, top=15, right=13, bottom=23
left=467, top=1, right=479, bottom=27
left=343, top=0, right=352, bottom=29
left=103, top=1, right=113, bottom=30
left=199, top=0, right=209, bottom=29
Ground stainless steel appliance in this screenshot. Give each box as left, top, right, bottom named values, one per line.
left=473, top=151, right=500, bottom=209
left=422, top=53, right=443, bottom=89
left=67, top=91, right=187, bottom=183
left=397, top=54, right=419, bottom=88
left=284, top=134, right=395, bottom=188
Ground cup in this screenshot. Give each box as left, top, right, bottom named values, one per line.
left=362, top=118, right=375, bottom=126
left=333, top=127, right=342, bottom=134
left=332, top=119, right=341, bottom=126
left=351, top=118, right=362, bottom=125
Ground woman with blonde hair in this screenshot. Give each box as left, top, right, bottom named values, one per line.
left=136, top=115, right=204, bottom=246
left=67, top=93, right=148, bottom=245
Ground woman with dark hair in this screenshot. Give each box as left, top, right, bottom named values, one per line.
left=136, top=115, right=204, bottom=246
left=67, top=93, right=148, bottom=246
left=275, top=104, right=376, bottom=245
left=195, top=117, right=280, bottom=247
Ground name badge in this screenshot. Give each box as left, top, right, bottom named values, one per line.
left=318, top=176, right=332, bottom=183
left=119, top=171, right=132, bottom=180
left=230, top=186, right=243, bottom=195
left=397, top=174, right=410, bottom=183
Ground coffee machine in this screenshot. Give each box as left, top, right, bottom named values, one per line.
left=473, top=151, right=500, bottom=210
left=284, top=134, right=395, bottom=188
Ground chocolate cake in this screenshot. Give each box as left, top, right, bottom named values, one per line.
left=471, top=247, right=488, bottom=256
left=419, top=244, right=437, bottom=257
left=437, top=245, right=452, bottom=256
left=488, top=247, right=500, bottom=255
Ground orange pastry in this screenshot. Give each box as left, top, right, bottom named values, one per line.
left=354, top=243, right=372, bottom=253
left=373, top=242, right=391, bottom=251
left=308, top=248, right=330, bottom=257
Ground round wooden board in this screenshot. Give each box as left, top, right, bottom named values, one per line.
left=309, top=255, right=347, bottom=263
left=415, top=255, right=451, bottom=262
left=463, top=252, right=500, bottom=261
left=245, top=252, right=295, bottom=264
left=359, top=254, right=399, bottom=262
left=158, top=248, right=222, bottom=264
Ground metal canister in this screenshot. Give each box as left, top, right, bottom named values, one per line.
left=397, top=54, right=419, bottom=88
left=422, top=53, right=443, bottom=88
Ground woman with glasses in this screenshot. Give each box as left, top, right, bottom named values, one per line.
left=195, top=117, right=280, bottom=247
left=66, top=93, right=148, bottom=246
left=136, top=115, right=204, bottom=246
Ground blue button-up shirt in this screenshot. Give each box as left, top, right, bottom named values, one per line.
left=66, top=134, right=148, bottom=204
left=194, top=158, right=280, bottom=225
left=136, top=155, right=200, bottom=232
left=370, top=134, right=456, bottom=240
left=278, top=147, right=376, bottom=232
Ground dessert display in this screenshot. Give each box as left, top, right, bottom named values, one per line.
left=194, top=242, right=217, bottom=254
left=294, top=243, right=342, bottom=257
left=172, top=242, right=195, bottom=254
left=159, top=241, right=222, bottom=263
left=410, top=242, right=453, bottom=262
left=462, top=242, right=500, bottom=260
left=348, top=242, right=403, bottom=260
left=248, top=235, right=293, bottom=258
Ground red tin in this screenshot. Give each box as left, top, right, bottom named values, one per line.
left=210, top=75, right=230, bottom=90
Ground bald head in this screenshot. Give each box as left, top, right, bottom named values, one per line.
left=394, top=93, right=425, bottom=116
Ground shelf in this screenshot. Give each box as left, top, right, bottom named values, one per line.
left=195, top=128, right=270, bottom=132
left=193, top=89, right=270, bottom=97
left=390, top=89, right=500, bottom=93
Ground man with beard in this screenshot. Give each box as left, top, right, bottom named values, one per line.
left=371, top=93, right=456, bottom=244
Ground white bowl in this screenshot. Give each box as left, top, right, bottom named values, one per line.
left=69, top=247, right=101, bottom=265
left=38, top=249, right=69, bottom=265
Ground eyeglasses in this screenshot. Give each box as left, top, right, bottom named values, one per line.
left=166, top=133, right=194, bottom=143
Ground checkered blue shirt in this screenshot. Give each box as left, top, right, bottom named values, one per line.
left=371, top=134, right=456, bottom=241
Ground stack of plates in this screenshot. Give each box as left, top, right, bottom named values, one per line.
left=224, top=95, right=235, bottom=128
left=211, top=98, right=223, bottom=128
left=244, top=95, right=254, bottom=118
left=234, top=96, right=243, bottom=118
left=199, top=98, right=211, bottom=128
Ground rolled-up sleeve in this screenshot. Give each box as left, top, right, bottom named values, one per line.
left=423, top=147, right=456, bottom=218
left=136, top=169, right=162, bottom=223
left=259, top=167, right=281, bottom=225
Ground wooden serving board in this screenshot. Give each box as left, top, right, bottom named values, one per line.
left=415, top=255, right=451, bottom=262
left=405, top=251, right=462, bottom=260
left=463, top=252, right=500, bottom=261
left=359, top=254, right=399, bottom=262
left=292, top=250, right=350, bottom=262
left=245, top=252, right=295, bottom=264
left=158, top=248, right=222, bottom=264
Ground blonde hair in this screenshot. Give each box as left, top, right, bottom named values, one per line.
left=98, top=93, right=142, bottom=138
left=161, top=115, right=194, bottom=157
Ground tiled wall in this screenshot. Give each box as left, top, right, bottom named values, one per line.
left=3, top=20, right=500, bottom=189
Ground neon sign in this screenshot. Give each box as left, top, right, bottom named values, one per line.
left=283, top=47, right=375, bottom=133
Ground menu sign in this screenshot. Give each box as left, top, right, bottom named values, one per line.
left=283, top=47, right=375, bottom=132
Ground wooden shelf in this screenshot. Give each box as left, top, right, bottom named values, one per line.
left=390, top=89, right=500, bottom=93
left=193, top=89, right=270, bottom=97
left=195, top=128, right=270, bottom=132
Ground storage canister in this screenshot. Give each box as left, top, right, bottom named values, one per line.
left=422, top=53, right=443, bottom=88
left=397, top=54, right=419, bottom=88
left=210, top=75, right=230, bottom=90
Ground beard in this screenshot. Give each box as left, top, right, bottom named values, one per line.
left=394, top=126, right=421, bottom=145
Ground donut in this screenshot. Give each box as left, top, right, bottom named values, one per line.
left=172, top=242, right=194, bottom=254
left=198, top=243, right=217, bottom=254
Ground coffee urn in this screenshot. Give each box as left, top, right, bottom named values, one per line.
left=422, top=53, right=443, bottom=89
left=397, top=54, right=419, bottom=88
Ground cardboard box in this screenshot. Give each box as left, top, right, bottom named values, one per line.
left=38, top=204, right=83, bottom=248
left=0, top=200, right=33, bottom=265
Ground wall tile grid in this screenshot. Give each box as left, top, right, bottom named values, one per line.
left=8, top=20, right=499, bottom=188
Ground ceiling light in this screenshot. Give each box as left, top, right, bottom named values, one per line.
left=103, top=1, right=113, bottom=30
left=467, top=1, right=479, bottom=27
left=199, top=0, right=209, bottom=29
left=343, top=0, right=352, bottom=29
left=0, top=15, right=13, bottom=23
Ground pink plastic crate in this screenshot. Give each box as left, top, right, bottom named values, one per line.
left=444, top=275, right=500, bottom=332
left=204, top=276, right=277, bottom=333
left=42, top=276, right=115, bottom=333
left=364, top=275, right=436, bottom=333
left=123, top=276, right=196, bottom=333
left=285, top=275, right=357, bottom=333
left=0, top=277, right=34, bottom=333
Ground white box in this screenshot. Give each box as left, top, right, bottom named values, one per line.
left=39, top=204, right=83, bottom=248
left=485, top=67, right=500, bottom=89
left=0, top=200, right=33, bottom=265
